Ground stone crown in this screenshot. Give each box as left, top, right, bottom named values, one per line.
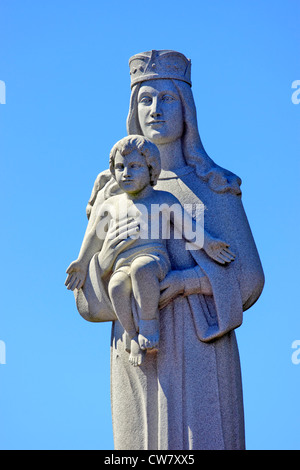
left=129, top=50, right=192, bottom=88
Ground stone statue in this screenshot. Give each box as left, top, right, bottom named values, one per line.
left=66, top=135, right=235, bottom=366
left=65, top=50, right=264, bottom=450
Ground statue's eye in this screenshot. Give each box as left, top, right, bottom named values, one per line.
left=139, top=96, right=152, bottom=105
left=130, top=163, right=141, bottom=169
left=162, top=94, right=175, bottom=102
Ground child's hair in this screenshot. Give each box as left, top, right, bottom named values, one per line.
left=109, top=135, right=161, bottom=186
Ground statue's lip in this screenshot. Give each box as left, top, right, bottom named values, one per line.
left=147, top=120, right=165, bottom=125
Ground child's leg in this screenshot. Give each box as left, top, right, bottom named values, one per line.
left=130, top=256, right=161, bottom=350
left=108, top=270, right=145, bottom=367
left=108, top=270, right=136, bottom=339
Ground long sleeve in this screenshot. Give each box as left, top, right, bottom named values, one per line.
left=182, top=266, right=212, bottom=296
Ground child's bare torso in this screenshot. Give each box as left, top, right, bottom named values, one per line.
left=101, top=190, right=179, bottom=251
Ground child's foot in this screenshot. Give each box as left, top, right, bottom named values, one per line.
left=129, top=336, right=145, bottom=367
left=138, top=319, right=159, bottom=350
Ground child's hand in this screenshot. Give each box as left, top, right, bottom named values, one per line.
left=65, top=260, right=87, bottom=291
left=203, top=237, right=236, bottom=265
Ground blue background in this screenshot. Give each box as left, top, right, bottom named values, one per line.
left=0, top=0, right=299, bottom=450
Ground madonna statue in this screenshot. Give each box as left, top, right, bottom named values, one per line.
left=68, top=50, right=264, bottom=450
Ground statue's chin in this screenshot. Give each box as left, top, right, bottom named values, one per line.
left=145, top=131, right=183, bottom=146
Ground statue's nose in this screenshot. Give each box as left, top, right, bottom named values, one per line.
left=123, top=167, right=130, bottom=178
left=150, top=98, right=162, bottom=117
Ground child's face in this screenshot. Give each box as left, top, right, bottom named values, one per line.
left=114, top=150, right=151, bottom=195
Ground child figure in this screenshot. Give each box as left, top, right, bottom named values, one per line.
left=65, top=135, right=235, bottom=366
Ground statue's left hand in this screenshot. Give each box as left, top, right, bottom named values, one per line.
left=159, top=270, right=185, bottom=309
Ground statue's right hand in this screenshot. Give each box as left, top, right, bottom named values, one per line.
left=97, top=218, right=139, bottom=276
left=65, top=260, right=87, bottom=291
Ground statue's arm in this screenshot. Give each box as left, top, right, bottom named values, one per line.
left=182, top=266, right=212, bottom=296
left=86, top=169, right=112, bottom=220
left=187, top=190, right=264, bottom=341
left=231, top=195, right=265, bottom=311
left=73, top=171, right=139, bottom=323
left=159, top=266, right=212, bottom=310
left=78, top=170, right=114, bottom=259
left=73, top=171, right=116, bottom=323
left=76, top=204, right=112, bottom=269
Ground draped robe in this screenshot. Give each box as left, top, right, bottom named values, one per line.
left=74, top=164, right=264, bottom=450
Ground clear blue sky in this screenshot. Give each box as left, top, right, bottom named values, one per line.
left=0, top=0, right=299, bottom=450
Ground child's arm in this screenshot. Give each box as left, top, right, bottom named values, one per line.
left=163, top=192, right=235, bottom=264
left=65, top=202, right=112, bottom=291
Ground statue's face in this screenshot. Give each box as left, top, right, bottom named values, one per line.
left=137, top=79, right=183, bottom=145
left=114, top=150, right=150, bottom=195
